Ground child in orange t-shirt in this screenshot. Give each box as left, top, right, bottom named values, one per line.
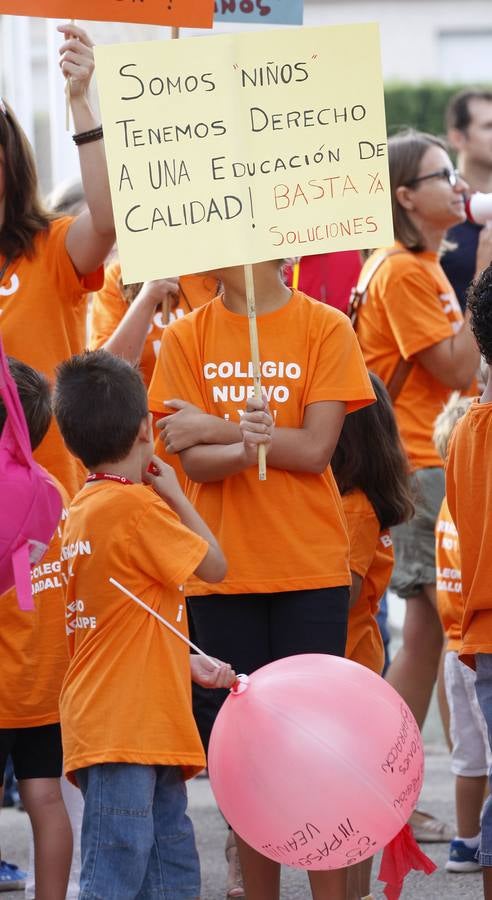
left=445, top=265, right=492, bottom=897
left=433, top=392, right=491, bottom=874
left=0, top=358, right=73, bottom=900
left=53, top=349, right=236, bottom=900
left=332, top=373, right=414, bottom=675
left=90, top=261, right=220, bottom=388
left=148, top=259, right=375, bottom=900
left=331, top=372, right=414, bottom=900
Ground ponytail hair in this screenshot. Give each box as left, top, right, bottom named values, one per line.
left=332, top=372, right=414, bottom=529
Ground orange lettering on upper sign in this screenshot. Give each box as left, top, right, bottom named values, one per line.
left=0, top=0, right=214, bottom=28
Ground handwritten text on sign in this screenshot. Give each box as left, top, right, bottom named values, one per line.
left=215, top=0, right=303, bottom=25
left=94, top=23, right=393, bottom=283
left=1, top=0, right=213, bottom=28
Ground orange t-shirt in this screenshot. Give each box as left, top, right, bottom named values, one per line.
left=0, top=475, right=70, bottom=728
left=90, top=261, right=219, bottom=387
left=60, top=480, right=208, bottom=782
left=354, top=243, right=464, bottom=469
left=0, top=217, right=103, bottom=496
left=148, top=291, right=375, bottom=596
left=435, top=496, right=462, bottom=653
left=446, top=399, right=492, bottom=668
left=342, top=490, right=392, bottom=674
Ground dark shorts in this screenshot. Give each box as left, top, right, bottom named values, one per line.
left=0, top=723, right=63, bottom=783
left=390, top=467, right=445, bottom=599
left=188, top=586, right=349, bottom=753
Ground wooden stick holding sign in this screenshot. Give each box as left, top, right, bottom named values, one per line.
left=244, top=264, right=267, bottom=481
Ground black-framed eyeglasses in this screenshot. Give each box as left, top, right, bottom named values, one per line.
left=406, top=167, right=461, bottom=188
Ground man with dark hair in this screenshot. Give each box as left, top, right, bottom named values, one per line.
left=442, top=89, right=492, bottom=310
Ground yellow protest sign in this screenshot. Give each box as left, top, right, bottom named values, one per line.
left=94, top=23, right=393, bottom=283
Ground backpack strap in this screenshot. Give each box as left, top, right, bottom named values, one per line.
left=387, top=356, right=414, bottom=402
left=349, top=249, right=414, bottom=404
left=11, top=543, right=35, bottom=611
left=0, top=333, right=32, bottom=466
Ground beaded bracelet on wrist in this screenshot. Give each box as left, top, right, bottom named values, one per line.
left=72, top=125, right=103, bottom=146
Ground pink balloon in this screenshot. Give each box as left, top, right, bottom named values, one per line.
left=208, top=654, right=424, bottom=870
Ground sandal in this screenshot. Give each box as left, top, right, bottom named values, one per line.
left=409, top=809, right=454, bottom=843
left=225, top=831, right=245, bottom=898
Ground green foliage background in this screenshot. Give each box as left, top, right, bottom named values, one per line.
left=384, top=83, right=492, bottom=138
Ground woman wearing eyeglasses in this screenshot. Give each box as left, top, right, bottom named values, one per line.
left=353, top=129, right=480, bottom=844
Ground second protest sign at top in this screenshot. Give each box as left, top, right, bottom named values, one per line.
left=3, top=0, right=213, bottom=27
left=95, top=23, right=393, bottom=284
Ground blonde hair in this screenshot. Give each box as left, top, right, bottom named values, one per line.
left=433, top=392, right=473, bottom=460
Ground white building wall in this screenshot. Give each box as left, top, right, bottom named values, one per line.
left=1, top=2, right=491, bottom=193
left=304, top=1, right=492, bottom=83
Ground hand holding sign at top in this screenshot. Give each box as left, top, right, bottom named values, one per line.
left=0, top=0, right=214, bottom=28
left=58, top=23, right=95, bottom=101
left=94, top=23, right=393, bottom=286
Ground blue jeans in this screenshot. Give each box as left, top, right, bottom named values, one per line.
left=76, top=764, right=200, bottom=899
left=474, top=654, right=492, bottom=866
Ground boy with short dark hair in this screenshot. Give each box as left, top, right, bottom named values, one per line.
left=446, top=264, right=492, bottom=898
left=53, top=349, right=235, bottom=900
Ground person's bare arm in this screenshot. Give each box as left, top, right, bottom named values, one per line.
left=178, top=396, right=273, bottom=483
left=157, top=400, right=240, bottom=454
left=475, top=223, right=492, bottom=278
left=58, top=23, right=115, bottom=274
left=144, top=456, right=226, bottom=583
left=103, top=279, right=179, bottom=365
left=266, top=400, right=346, bottom=473
left=179, top=400, right=345, bottom=482
left=416, top=312, right=480, bottom=390
left=349, top=572, right=363, bottom=609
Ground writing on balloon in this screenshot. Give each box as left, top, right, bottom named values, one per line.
left=381, top=704, right=420, bottom=776
left=261, top=821, right=321, bottom=860
left=345, top=834, right=378, bottom=865
left=262, top=817, right=366, bottom=866
left=393, top=762, right=424, bottom=811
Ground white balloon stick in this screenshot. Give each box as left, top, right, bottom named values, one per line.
left=109, top=577, right=220, bottom=668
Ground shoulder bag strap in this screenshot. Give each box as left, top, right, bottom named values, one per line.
left=351, top=248, right=416, bottom=403
left=0, top=332, right=32, bottom=465
left=349, top=249, right=408, bottom=326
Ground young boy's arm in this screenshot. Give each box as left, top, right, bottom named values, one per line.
left=176, top=399, right=345, bottom=482
left=144, top=457, right=226, bottom=583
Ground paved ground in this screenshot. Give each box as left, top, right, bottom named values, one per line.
left=0, top=744, right=484, bottom=899
left=0, top=601, right=484, bottom=898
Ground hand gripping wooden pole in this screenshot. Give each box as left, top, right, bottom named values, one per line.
left=244, top=264, right=266, bottom=481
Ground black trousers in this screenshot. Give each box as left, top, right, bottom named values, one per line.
left=188, top=586, right=349, bottom=754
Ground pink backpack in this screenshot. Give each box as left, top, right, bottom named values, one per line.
left=0, top=337, right=62, bottom=610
